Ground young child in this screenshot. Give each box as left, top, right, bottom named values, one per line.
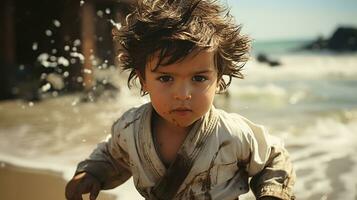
left=65, top=0, right=295, bottom=199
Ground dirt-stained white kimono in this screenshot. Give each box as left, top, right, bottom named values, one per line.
left=76, top=103, right=295, bottom=200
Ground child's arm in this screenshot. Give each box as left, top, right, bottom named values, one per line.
left=238, top=117, right=296, bottom=200
left=249, top=145, right=295, bottom=200
left=65, top=120, right=132, bottom=199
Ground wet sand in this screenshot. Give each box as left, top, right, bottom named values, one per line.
left=0, top=162, right=116, bottom=200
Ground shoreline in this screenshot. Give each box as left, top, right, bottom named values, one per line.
left=0, top=161, right=116, bottom=200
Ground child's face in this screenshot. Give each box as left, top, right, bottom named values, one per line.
left=141, top=50, right=218, bottom=128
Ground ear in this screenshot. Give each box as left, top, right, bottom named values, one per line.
left=135, top=70, right=147, bottom=91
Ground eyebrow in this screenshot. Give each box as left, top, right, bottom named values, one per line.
left=154, top=69, right=214, bottom=74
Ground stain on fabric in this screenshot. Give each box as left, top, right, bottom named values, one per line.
left=124, top=117, right=140, bottom=129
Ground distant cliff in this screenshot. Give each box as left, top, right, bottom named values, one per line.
left=303, top=27, right=357, bottom=52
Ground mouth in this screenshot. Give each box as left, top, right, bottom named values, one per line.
left=170, top=107, right=193, bottom=116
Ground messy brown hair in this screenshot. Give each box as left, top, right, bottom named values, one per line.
left=113, top=0, right=251, bottom=94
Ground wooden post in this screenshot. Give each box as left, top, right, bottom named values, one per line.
left=2, top=0, right=16, bottom=65
left=81, top=0, right=96, bottom=90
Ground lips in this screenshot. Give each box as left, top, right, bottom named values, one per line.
left=170, top=107, right=193, bottom=116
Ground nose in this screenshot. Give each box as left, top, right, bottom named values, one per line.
left=173, top=82, right=192, bottom=101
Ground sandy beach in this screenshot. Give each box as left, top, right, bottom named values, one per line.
left=0, top=162, right=116, bottom=200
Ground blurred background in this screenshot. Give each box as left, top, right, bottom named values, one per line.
left=1, top=0, right=357, bottom=199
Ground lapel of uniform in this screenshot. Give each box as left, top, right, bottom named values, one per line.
left=135, top=103, right=166, bottom=181
left=150, top=106, right=219, bottom=200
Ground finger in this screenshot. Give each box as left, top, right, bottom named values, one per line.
left=72, top=181, right=90, bottom=200
left=73, top=194, right=83, bottom=200
left=70, top=190, right=84, bottom=200
left=90, top=183, right=101, bottom=200
left=65, top=180, right=77, bottom=200
left=72, top=189, right=84, bottom=200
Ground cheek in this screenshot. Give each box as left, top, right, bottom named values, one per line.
left=149, top=86, right=168, bottom=101
left=194, top=82, right=216, bottom=100
left=149, top=92, right=169, bottom=113
left=192, top=86, right=216, bottom=112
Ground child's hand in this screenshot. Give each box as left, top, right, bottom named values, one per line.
left=65, top=172, right=101, bottom=200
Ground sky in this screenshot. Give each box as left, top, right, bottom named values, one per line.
left=226, top=0, right=357, bottom=41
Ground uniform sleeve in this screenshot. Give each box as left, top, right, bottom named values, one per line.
left=238, top=117, right=296, bottom=200
left=75, top=119, right=132, bottom=190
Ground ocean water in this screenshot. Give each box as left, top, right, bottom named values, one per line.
left=252, top=39, right=313, bottom=56
left=1, top=41, right=357, bottom=199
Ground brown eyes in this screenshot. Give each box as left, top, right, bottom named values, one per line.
left=192, top=75, right=207, bottom=82
left=157, top=75, right=173, bottom=82
left=156, top=75, right=208, bottom=83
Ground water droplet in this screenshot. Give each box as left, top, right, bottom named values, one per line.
left=72, top=47, right=77, bottom=52
left=41, top=73, right=47, bottom=80
left=37, top=53, right=49, bottom=61
left=28, top=102, right=34, bottom=107
left=37, top=53, right=53, bottom=68
left=97, top=10, right=104, bottom=18
left=52, top=49, right=57, bottom=54
left=41, top=83, right=51, bottom=92
left=64, top=45, right=70, bottom=51
left=71, top=99, right=79, bottom=106
left=63, top=71, right=69, bottom=77
left=70, top=58, right=77, bottom=64
left=58, top=57, right=70, bottom=67
left=82, top=139, right=87, bottom=143
left=19, top=65, right=25, bottom=70
left=105, top=8, right=111, bottom=14
left=77, top=76, right=83, bottom=83
left=83, top=69, right=92, bottom=74
left=73, top=39, right=81, bottom=47
left=45, top=30, right=52, bottom=36
left=70, top=52, right=85, bottom=61
left=50, top=56, right=56, bottom=62
left=52, top=91, right=58, bottom=97
left=53, top=19, right=61, bottom=27
left=80, top=0, right=85, bottom=6
left=32, top=42, right=38, bottom=50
